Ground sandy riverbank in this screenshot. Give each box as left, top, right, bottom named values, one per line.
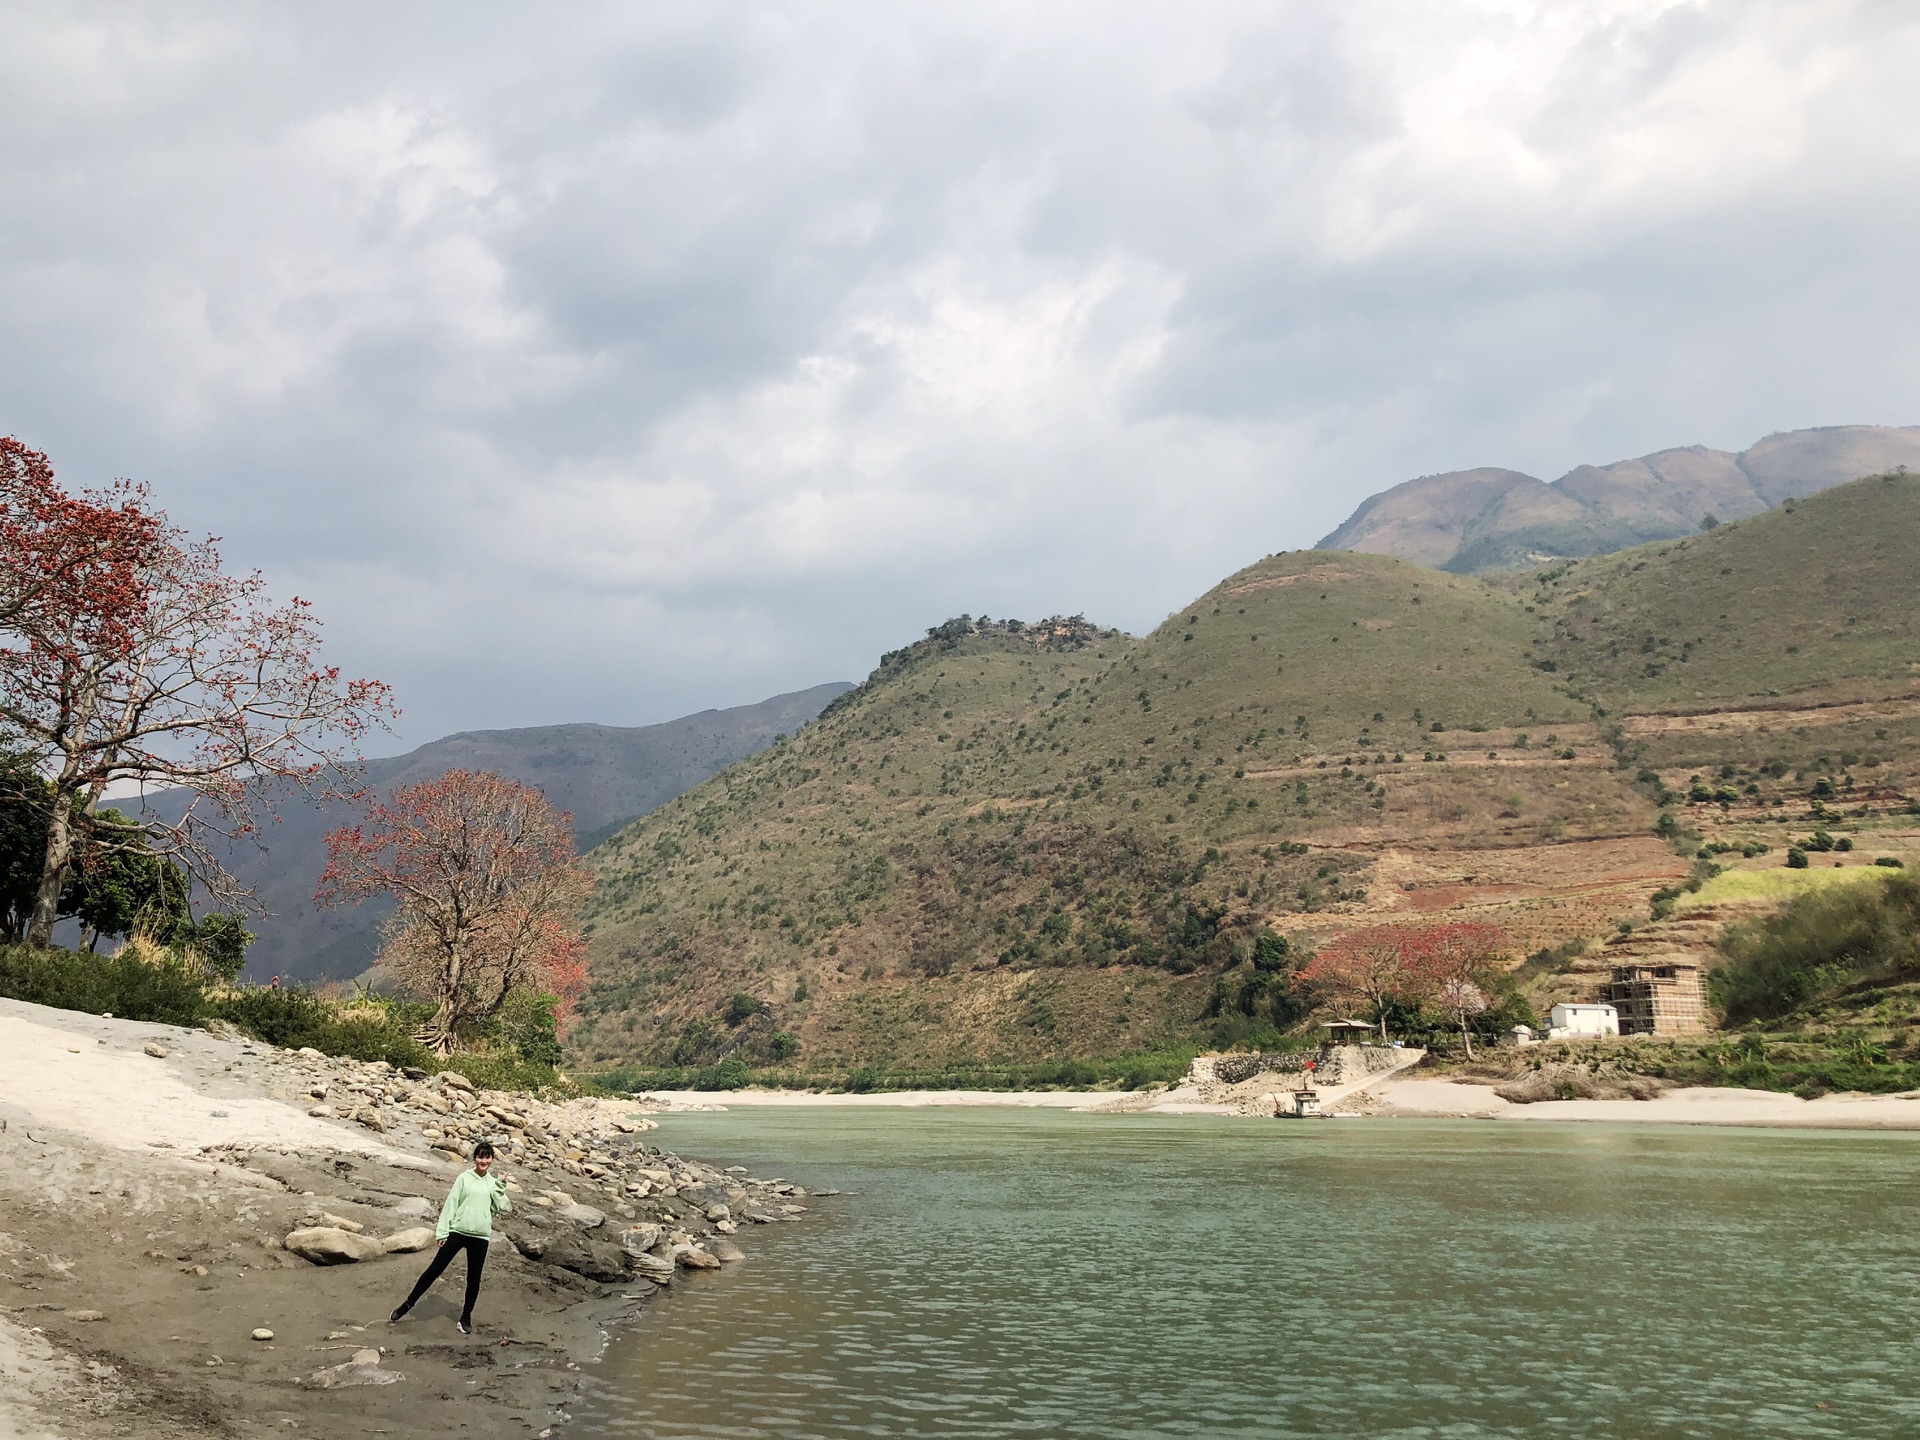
left=642, top=1076, right=1920, bottom=1129
left=0, top=998, right=814, bottom=1440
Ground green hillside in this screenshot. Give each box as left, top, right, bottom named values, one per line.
left=1534, top=470, right=1920, bottom=712
left=568, top=474, right=1920, bottom=1077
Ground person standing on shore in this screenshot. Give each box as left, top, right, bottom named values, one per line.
left=390, top=1140, right=511, bottom=1335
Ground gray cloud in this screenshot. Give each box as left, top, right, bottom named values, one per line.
left=3, top=0, right=1918, bottom=743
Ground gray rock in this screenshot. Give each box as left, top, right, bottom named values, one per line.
left=557, top=1203, right=605, bottom=1230
left=617, top=1225, right=662, bottom=1256
left=704, top=1204, right=731, bottom=1222
left=283, top=1227, right=386, bottom=1265
left=625, top=1252, right=675, bottom=1284
left=317, top=1213, right=365, bottom=1233
left=709, top=1238, right=746, bottom=1263
left=520, top=1230, right=628, bottom=1282
left=673, top=1245, right=723, bottom=1271
left=440, top=1071, right=475, bottom=1093
left=387, top=1196, right=435, bottom=1221
left=380, top=1227, right=435, bottom=1254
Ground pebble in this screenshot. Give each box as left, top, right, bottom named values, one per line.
left=72, top=1310, right=106, bottom=1322
left=252, top=1328, right=274, bottom=1341
left=143, top=1042, right=168, bottom=1059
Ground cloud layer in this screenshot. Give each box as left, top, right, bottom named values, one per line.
left=4, top=1, right=1918, bottom=742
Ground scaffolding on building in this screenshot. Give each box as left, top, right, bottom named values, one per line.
left=1602, top=963, right=1705, bottom=1036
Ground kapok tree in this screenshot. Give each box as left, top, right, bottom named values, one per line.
left=0, top=440, right=392, bottom=945
left=318, top=770, right=592, bottom=1054
left=1295, top=924, right=1435, bottom=1041
left=1408, top=922, right=1509, bottom=1060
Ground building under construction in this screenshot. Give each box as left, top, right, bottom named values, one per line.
left=1602, top=963, right=1706, bottom=1036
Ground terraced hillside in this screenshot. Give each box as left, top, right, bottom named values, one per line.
left=571, top=473, right=1920, bottom=1074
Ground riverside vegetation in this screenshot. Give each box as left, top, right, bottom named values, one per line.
left=571, top=471, right=1920, bottom=1088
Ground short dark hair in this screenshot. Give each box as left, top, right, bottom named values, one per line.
left=472, top=1140, right=495, bottom=1160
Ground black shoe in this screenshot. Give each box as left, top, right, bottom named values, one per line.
left=457, top=1318, right=472, bottom=1335
left=389, top=1306, right=408, bottom=1324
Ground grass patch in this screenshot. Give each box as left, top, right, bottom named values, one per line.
left=1679, top=863, right=1893, bottom=910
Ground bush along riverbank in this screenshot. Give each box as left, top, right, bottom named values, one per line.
left=0, top=941, right=583, bottom=1094
left=588, top=1046, right=1201, bottom=1095
left=0, top=995, right=834, bottom=1438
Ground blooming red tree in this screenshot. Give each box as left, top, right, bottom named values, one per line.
left=1295, top=924, right=1435, bottom=1041
left=318, top=770, right=592, bottom=1053
left=0, top=440, right=392, bottom=945
left=1408, top=922, right=1509, bottom=1059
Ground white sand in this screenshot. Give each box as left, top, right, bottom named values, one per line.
left=0, top=1002, right=424, bottom=1165
left=1371, top=1075, right=1920, bottom=1129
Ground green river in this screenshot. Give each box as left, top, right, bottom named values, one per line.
left=569, top=1109, right=1920, bottom=1439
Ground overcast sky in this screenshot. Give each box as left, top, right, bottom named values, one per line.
left=4, top=2, right=1918, bottom=746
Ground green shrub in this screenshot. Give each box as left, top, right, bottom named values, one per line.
left=1710, top=875, right=1920, bottom=1023
left=207, top=988, right=434, bottom=1069
left=0, top=943, right=207, bottom=1025
left=725, top=992, right=764, bottom=1024
left=1786, top=847, right=1809, bottom=869
left=693, top=1055, right=751, bottom=1090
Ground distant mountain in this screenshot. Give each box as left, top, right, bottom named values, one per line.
left=1317, top=424, right=1920, bottom=573
left=164, top=683, right=851, bottom=984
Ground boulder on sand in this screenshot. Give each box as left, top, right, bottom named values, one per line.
left=306, top=1349, right=400, bottom=1388
left=556, top=1203, right=606, bottom=1230
left=381, top=1227, right=436, bottom=1254
left=284, top=1227, right=387, bottom=1265
left=510, top=1229, right=629, bottom=1283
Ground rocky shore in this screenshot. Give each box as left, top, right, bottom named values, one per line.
left=0, top=997, right=828, bottom=1439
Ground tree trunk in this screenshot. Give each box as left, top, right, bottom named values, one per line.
left=25, top=794, right=75, bottom=948
left=1460, top=1015, right=1475, bottom=1061
left=415, top=941, right=465, bottom=1054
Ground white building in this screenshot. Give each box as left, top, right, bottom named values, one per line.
left=1547, top=1003, right=1619, bottom=1039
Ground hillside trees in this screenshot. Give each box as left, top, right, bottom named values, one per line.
left=0, top=438, right=393, bottom=946
left=319, top=770, right=592, bottom=1053
left=1417, top=922, right=1509, bottom=1059
left=1296, top=925, right=1426, bottom=1040
left=1294, top=921, right=1510, bottom=1048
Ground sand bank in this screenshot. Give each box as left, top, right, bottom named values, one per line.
left=0, top=998, right=800, bottom=1440
left=643, top=1076, right=1920, bottom=1130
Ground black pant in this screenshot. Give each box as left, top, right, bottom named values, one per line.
left=399, top=1233, right=488, bottom=1324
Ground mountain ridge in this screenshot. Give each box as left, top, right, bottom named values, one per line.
left=146, top=682, right=853, bottom=984
left=1317, top=424, right=1920, bottom=573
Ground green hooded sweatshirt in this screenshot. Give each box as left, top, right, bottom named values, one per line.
left=435, top=1168, right=511, bottom=1241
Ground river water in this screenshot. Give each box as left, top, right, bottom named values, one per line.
left=569, top=1109, right=1920, bottom=1440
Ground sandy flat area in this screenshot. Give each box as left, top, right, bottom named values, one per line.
left=1371, top=1075, right=1920, bottom=1129
left=646, top=1075, right=1920, bottom=1131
